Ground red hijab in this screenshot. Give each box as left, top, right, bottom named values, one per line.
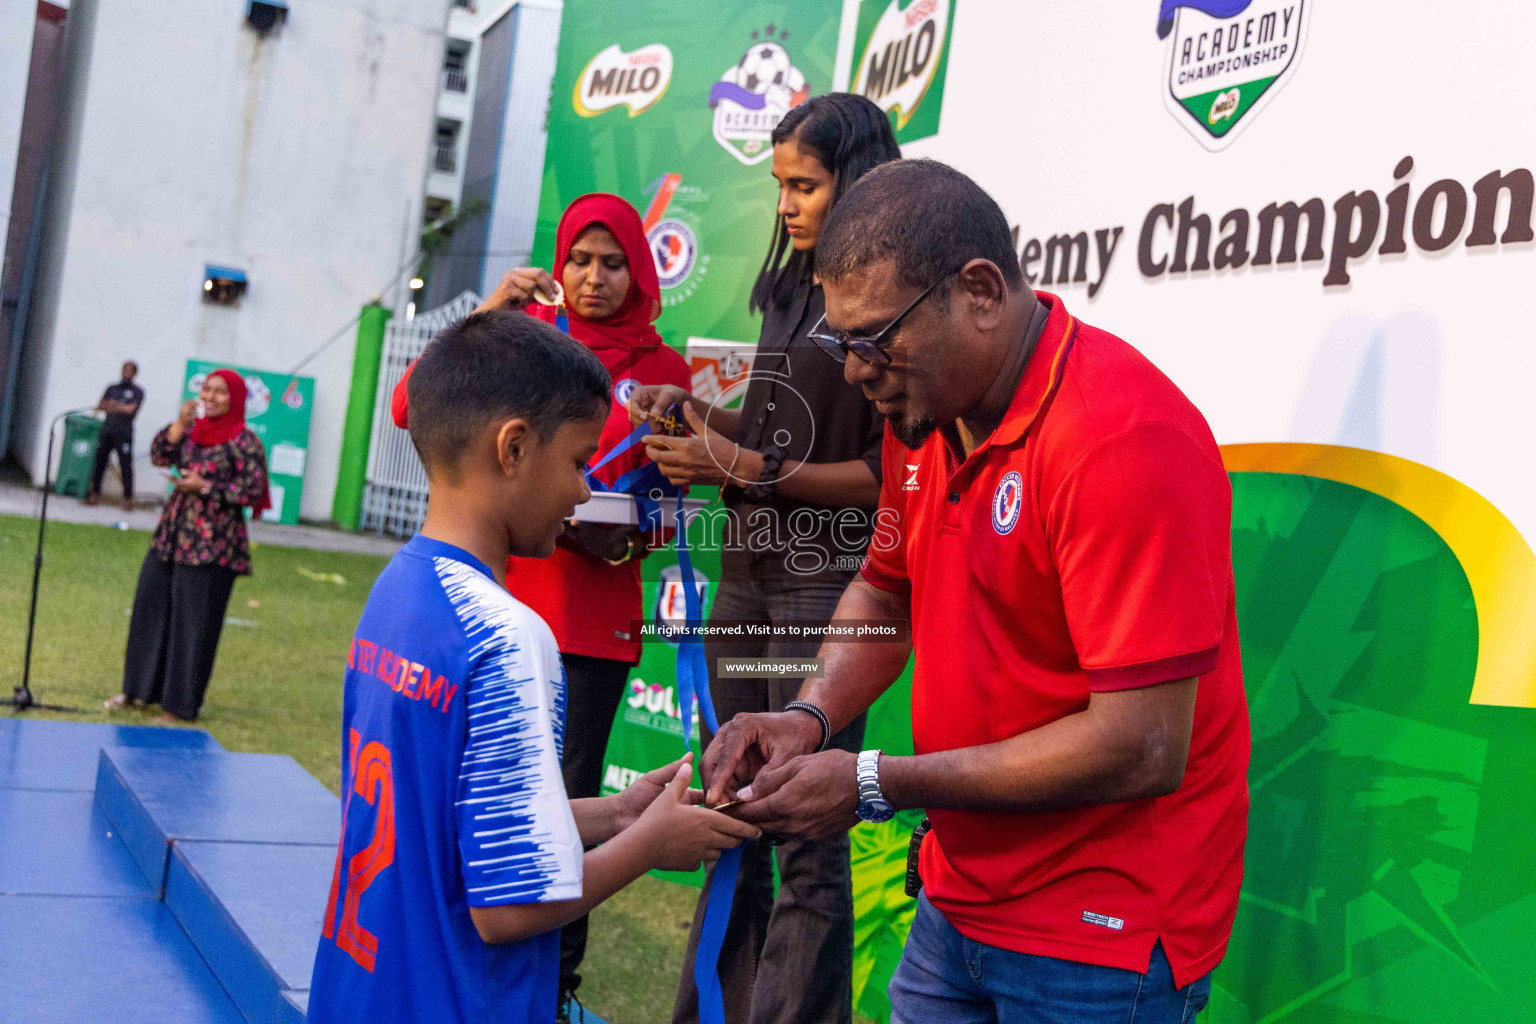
left=525, top=192, right=664, bottom=356
left=190, top=368, right=272, bottom=516
left=191, top=369, right=249, bottom=446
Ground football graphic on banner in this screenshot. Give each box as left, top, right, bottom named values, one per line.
left=708, top=27, right=810, bottom=165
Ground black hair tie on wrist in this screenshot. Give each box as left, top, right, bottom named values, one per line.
left=783, top=700, right=831, bottom=753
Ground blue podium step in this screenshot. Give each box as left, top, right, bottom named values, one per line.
left=0, top=717, right=221, bottom=791
left=4, top=720, right=614, bottom=1023
left=166, top=840, right=333, bottom=1024
left=0, top=894, right=246, bottom=1023
left=94, top=746, right=340, bottom=892
left=0, top=788, right=155, bottom=897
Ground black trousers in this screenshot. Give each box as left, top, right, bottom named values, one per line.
left=558, top=651, right=634, bottom=994
left=673, top=554, right=865, bottom=1024
left=122, top=551, right=237, bottom=720
left=91, top=430, right=133, bottom=497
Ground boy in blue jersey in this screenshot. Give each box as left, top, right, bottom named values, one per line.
left=308, top=311, right=757, bottom=1023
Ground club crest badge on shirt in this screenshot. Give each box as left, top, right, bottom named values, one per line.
left=612, top=378, right=640, bottom=405
left=992, top=471, right=1023, bottom=535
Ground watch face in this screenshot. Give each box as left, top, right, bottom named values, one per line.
left=858, top=799, right=896, bottom=824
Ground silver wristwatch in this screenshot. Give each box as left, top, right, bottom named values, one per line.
left=855, top=749, right=895, bottom=823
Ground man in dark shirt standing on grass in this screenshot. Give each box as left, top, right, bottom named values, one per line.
left=86, top=360, right=143, bottom=510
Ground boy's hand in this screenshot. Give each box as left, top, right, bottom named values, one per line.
left=612, top=755, right=703, bottom=833
left=632, top=758, right=760, bottom=873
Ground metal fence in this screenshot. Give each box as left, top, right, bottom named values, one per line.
left=360, top=291, right=480, bottom=537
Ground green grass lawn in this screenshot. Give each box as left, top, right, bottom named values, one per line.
left=0, top=513, right=716, bottom=1023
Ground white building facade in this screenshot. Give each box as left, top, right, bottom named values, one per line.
left=422, top=0, right=561, bottom=309
left=15, top=0, right=451, bottom=520
left=423, top=0, right=482, bottom=219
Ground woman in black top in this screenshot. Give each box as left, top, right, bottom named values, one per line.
left=631, top=93, right=899, bottom=1024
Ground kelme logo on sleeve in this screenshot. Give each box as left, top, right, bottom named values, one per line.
left=1157, top=0, right=1306, bottom=151
left=573, top=44, right=673, bottom=118
left=853, top=0, right=953, bottom=142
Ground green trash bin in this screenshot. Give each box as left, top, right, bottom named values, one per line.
left=54, top=413, right=102, bottom=497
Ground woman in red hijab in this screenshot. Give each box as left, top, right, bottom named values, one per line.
left=392, top=193, right=690, bottom=1010
left=107, top=368, right=271, bottom=721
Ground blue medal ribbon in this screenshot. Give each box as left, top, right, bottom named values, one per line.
left=581, top=381, right=734, bottom=1024
left=673, top=490, right=732, bottom=1024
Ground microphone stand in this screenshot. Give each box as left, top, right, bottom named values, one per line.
left=7, top=407, right=93, bottom=712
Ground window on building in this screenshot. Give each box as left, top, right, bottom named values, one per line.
left=433, top=121, right=460, bottom=174
left=442, top=41, right=470, bottom=94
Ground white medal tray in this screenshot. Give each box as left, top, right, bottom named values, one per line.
left=569, top=491, right=712, bottom=527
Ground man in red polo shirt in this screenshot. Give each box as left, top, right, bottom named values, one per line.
left=703, top=159, right=1249, bottom=1023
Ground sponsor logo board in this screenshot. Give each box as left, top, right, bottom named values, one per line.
left=708, top=26, right=810, bottom=165
left=853, top=0, right=954, bottom=141
left=1158, top=0, right=1307, bottom=150
left=573, top=43, right=673, bottom=118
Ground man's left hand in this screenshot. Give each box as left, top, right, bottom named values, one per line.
left=734, top=749, right=862, bottom=841
left=644, top=404, right=761, bottom=487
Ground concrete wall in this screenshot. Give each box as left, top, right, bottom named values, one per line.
left=0, top=6, right=68, bottom=453
left=16, top=0, right=450, bottom=519
left=0, top=0, right=40, bottom=259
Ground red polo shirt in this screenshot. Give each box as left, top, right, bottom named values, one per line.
left=861, top=292, right=1249, bottom=987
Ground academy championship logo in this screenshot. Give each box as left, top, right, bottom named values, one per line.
left=573, top=43, right=673, bottom=118
left=1157, top=0, right=1306, bottom=150
left=854, top=0, right=951, bottom=133
left=992, top=471, right=1023, bottom=535
left=708, top=25, right=810, bottom=165
left=648, top=219, right=698, bottom=290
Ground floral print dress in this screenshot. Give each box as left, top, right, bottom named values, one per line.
left=149, top=426, right=269, bottom=575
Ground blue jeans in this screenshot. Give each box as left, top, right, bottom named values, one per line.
left=890, top=893, right=1211, bottom=1024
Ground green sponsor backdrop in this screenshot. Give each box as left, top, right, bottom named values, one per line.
left=541, top=5, right=1536, bottom=1022
left=1209, top=473, right=1536, bottom=1023
left=533, top=0, right=844, bottom=354
left=602, top=469, right=1536, bottom=1023
left=839, top=472, right=1536, bottom=1022
left=544, top=0, right=846, bottom=838
left=182, top=361, right=314, bottom=526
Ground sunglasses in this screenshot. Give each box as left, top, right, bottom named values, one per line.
left=806, top=272, right=956, bottom=366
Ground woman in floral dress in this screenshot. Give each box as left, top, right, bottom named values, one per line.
left=107, top=369, right=269, bottom=721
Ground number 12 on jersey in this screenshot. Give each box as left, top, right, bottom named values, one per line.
left=323, top=730, right=396, bottom=972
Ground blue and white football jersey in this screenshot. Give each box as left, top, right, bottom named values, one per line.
left=308, top=536, right=581, bottom=1024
